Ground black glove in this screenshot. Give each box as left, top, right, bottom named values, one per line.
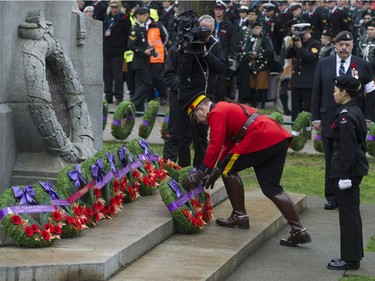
left=203, top=167, right=222, bottom=189
left=182, top=170, right=206, bottom=190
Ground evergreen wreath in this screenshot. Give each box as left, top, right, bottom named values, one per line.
left=289, top=111, right=312, bottom=151
left=139, top=100, right=160, bottom=139
left=160, top=110, right=169, bottom=140
left=103, top=100, right=109, bottom=130
left=111, top=101, right=136, bottom=140
left=269, top=112, right=284, bottom=125
left=366, top=123, right=375, bottom=157
left=313, top=130, right=324, bottom=153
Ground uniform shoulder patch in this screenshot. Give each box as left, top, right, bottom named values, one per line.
left=339, top=115, right=348, bottom=124
left=130, top=30, right=136, bottom=41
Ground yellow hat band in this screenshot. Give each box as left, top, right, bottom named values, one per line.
left=187, top=95, right=206, bottom=116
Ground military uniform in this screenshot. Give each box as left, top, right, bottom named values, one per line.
left=322, top=7, right=352, bottom=37
left=285, top=33, right=321, bottom=120
left=128, top=23, right=153, bottom=112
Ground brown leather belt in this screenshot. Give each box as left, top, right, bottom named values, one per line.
left=228, top=112, right=261, bottom=143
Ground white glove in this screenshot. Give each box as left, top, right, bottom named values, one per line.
left=338, top=179, right=352, bottom=190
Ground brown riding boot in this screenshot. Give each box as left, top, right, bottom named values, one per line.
left=216, top=175, right=250, bottom=229
left=271, top=192, right=312, bottom=246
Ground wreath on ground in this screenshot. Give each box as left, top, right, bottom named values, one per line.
left=103, top=100, right=109, bottom=130
left=138, top=100, right=160, bottom=139
left=159, top=175, right=213, bottom=234
left=313, top=130, right=324, bottom=153
left=111, top=101, right=136, bottom=140
left=289, top=111, right=312, bottom=151
left=366, top=124, right=375, bottom=157
left=161, top=111, right=169, bottom=140
left=269, top=112, right=284, bottom=125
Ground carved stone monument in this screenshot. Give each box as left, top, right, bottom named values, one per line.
left=0, top=1, right=103, bottom=191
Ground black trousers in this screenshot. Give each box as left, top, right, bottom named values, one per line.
left=291, top=87, right=312, bottom=121
left=336, top=176, right=363, bottom=261
left=177, top=99, right=208, bottom=168
left=322, top=136, right=336, bottom=204
left=131, top=66, right=152, bottom=112
left=221, top=139, right=289, bottom=199
left=150, top=63, right=167, bottom=100
left=163, top=91, right=179, bottom=162
left=103, top=56, right=124, bottom=101
left=124, top=62, right=135, bottom=98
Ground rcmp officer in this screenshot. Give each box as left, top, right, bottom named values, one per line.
left=311, top=31, right=375, bottom=210
left=327, top=75, right=369, bottom=270
left=128, top=7, right=153, bottom=112
left=285, top=22, right=321, bottom=120
left=182, top=94, right=312, bottom=247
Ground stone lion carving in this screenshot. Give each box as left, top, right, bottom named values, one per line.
left=19, top=10, right=96, bottom=163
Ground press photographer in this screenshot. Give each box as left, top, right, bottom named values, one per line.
left=285, top=22, right=321, bottom=121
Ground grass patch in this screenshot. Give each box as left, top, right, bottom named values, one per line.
left=341, top=275, right=375, bottom=281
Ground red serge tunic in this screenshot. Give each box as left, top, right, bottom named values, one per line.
left=200, top=102, right=292, bottom=173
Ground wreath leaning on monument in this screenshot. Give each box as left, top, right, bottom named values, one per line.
left=139, top=100, right=160, bottom=139
left=111, top=101, right=136, bottom=140
left=289, top=111, right=312, bottom=151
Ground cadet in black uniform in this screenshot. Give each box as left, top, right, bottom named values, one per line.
left=327, top=75, right=369, bottom=271
left=128, top=7, right=154, bottom=112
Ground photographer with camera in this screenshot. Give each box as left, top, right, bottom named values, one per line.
left=162, top=11, right=226, bottom=168
left=285, top=22, right=321, bottom=121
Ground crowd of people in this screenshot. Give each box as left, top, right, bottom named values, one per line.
left=76, top=0, right=375, bottom=272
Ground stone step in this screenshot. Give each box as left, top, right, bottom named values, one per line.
left=108, top=189, right=306, bottom=281
left=0, top=183, right=228, bottom=281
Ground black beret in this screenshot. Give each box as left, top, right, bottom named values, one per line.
left=334, top=31, right=353, bottom=42
left=251, top=20, right=264, bottom=28
left=362, top=8, right=373, bottom=18
left=365, top=19, right=375, bottom=29
left=321, top=28, right=334, bottom=38
left=248, top=6, right=259, bottom=14
left=334, top=75, right=362, bottom=96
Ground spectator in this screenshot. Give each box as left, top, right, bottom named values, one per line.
left=92, top=0, right=108, bottom=21
left=358, top=19, right=375, bottom=75
left=83, top=6, right=94, bottom=18
left=103, top=0, right=131, bottom=105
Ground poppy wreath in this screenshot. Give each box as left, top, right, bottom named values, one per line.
left=289, top=111, right=312, bottom=151
left=111, top=101, right=136, bottom=140
left=160, top=159, right=182, bottom=181
left=138, top=100, right=160, bottom=139
left=103, top=100, right=109, bottom=130
left=366, top=123, right=375, bottom=157
left=313, top=130, right=324, bottom=153
left=160, top=110, right=169, bottom=140
left=0, top=183, right=82, bottom=247
left=159, top=175, right=213, bottom=234
left=269, top=111, right=284, bottom=125
left=126, top=138, right=167, bottom=196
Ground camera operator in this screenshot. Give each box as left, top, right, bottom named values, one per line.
left=162, top=11, right=226, bottom=168
left=285, top=22, right=321, bottom=121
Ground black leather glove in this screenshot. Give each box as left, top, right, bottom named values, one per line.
left=203, top=167, right=222, bottom=189
left=182, top=170, right=206, bottom=190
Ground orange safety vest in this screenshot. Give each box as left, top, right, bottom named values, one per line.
left=147, top=25, right=165, bottom=64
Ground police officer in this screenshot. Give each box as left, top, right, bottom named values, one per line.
left=327, top=75, right=369, bottom=270
left=182, top=94, right=312, bottom=247
left=128, top=7, right=154, bottom=112
left=285, top=22, right=321, bottom=120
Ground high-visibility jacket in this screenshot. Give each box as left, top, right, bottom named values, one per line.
left=147, top=21, right=165, bottom=64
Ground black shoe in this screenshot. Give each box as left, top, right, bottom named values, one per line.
left=115, top=99, right=123, bottom=105
left=105, top=97, right=113, bottom=104
left=324, top=201, right=337, bottom=210
left=327, top=259, right=360, bottom=270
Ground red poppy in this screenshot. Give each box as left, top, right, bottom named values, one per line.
left=51, top=211, right=62, bottom=221
left=24, top=226, right=35, bottom=237
left=44, top=223, right=53, bottom=231
left=351, top=63, right=356, bottom=69
left=41, top=230, right=51, bottom=241
left=11, top=215, right=22, bottom=225
left=65, top=216, right=74, bottom=225
left=93, top=212, right=100, bottom=222
left=94, top=187, right=101, bottom=198
left=73, top=205, right=83, bottom=216
left=30, top=224, right=40, bottom=233
left=53, top=225, right=62, bottom=235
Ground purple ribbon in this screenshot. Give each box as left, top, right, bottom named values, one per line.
left=50, top=199, right=70, bottom=206
left=118, top=145, right=129, bottom=167
left=112, top=119, right=121, bottom=126
left=0, top=205, right=56, bottom=220
left=367, top=134, right=375, bottom=141
left=90, top=158, right=107, bottom=184
left=167, top=184, right=204, bottom=212
left=106, top=152, right=117, bottom=172
left=138, top=154, right=159, bottom=162
left=39, top=181, right=59, bottom=200
left=164, top=116, right=169, bottom=123
left=189, top=168, right=197, bottom=176
left=12, top=185, right=37, bottom=205
left=141, top=120, right=149, bottom=126
left=168, top=179, right=184, bottom=198
left=138, top=138, right=152, bottom=156
left=68, top=164, right=87, bottom=188
left=315, top=134, right=322, bottom=141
